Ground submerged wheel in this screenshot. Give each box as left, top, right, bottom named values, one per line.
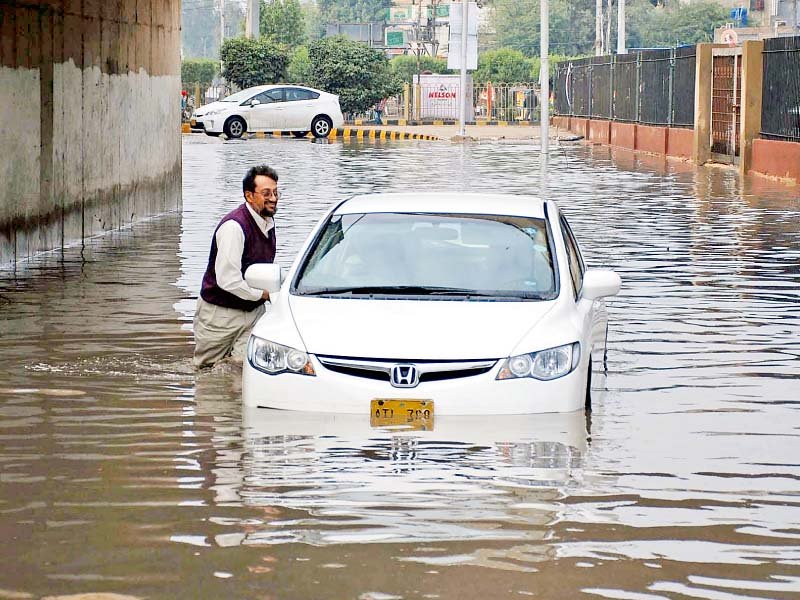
left=292, top=131, right=309, bottom=138
left=311, top=116, right=333, bottom=138
left=585, top=359, right=593, bottom=412
left=224, top=116, right=246, bottom=139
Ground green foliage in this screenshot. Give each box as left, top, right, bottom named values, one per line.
left=260, top=0, right=306, bottom=48
left=219, top=37, right=289, bottom=90
left=390, top=55, right=452, bottom=84
left=308, top=36, right=402, bottom=114
left=316, top=0, right=392, bottom=24
left=491, top=0, right=595, bottom=57
left=287, top=46, right=312, bottom=84
left=474, top=48, right=536, bottom=84
left=181, top=59, right=219, bottom=88
left=488, top=0, right=728, bottom=57
left=627, top=0, right=729, bottom=48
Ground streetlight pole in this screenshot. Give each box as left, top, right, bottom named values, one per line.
left=246, top=0, right=260, bottom=39
left=595, top=0, right=603, bottom=56
left=458, top=0, right=469, bottom=137
left=617, top=0, right=626, bottom=54
left=540, top=0, right=549, bottom=157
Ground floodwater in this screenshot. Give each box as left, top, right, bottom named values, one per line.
left=1, top=135, right=799, bottom=600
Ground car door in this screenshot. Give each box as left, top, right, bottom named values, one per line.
left=282, top=87, right=321, bottom=130
left=246, top=88, right=286, bottom=131
left=561, top=215, right=605, bottom=367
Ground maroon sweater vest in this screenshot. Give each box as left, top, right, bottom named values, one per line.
left=201, top=203, right=277, bottom=311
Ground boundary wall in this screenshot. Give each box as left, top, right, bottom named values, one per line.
left=0, top=1, right=182, bottom=267
left=554, top=42, right=800, bottom=185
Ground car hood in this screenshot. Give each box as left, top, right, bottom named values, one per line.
left=288, top=296, right=557, bottom=360
left=195, top=101, right=228, bottom=116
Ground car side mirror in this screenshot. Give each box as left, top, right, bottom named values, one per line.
left=581, top=269, right=621, bottom=300
left=250, top=99, right=261, bottom=107
left=245, top=263, right=282, bottom=293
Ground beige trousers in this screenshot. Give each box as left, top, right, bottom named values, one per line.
left=193, top=297, right=266, bottom=369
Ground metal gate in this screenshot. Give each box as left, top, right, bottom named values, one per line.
left=711, top=50, right=742, bottom=163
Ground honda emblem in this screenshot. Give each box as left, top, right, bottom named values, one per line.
left=390, top=364, right=420, bottom=388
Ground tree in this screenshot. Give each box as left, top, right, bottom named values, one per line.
left=627, top=0, right=728, bottom=48
left=181, top=59, right=220, bottom=88
left=490, top=0, right=596, bottom=57
left=219, top=37, right=289, bottom=89
left=260, top=0, right=306, bottom=48
left=316, top=0, right=392, bottom=24
left=287, top=46, right=312, bottom=83
left=390, top=55, right=452, bottom=84
left=308, top=36, right=402, bottom=114
left=474, top=48, right=535, bottom=84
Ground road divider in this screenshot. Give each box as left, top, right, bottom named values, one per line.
left=181, top=127, right=441, bottom=141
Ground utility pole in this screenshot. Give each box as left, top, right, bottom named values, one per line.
left=458, top=0, right=468, bottom=137
left=617, top=0, right=626, bottom=54
left=606, top=0, right=612, bottom=55
left=246, top=0, right=260, bottom=39
left=595, top=0, right=603, bottom=56
left=540, top=0, right=549, bottom=157
left=219, top=0, right=226, bottom=46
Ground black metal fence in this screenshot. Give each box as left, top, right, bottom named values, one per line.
left=761, top=35, right=800, bottom=142
left=553, top=46, right=696, bottom=129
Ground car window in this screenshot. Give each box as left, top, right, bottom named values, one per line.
left=560, top=215, right=585, bottom=298
left=284, top=88, right=320, bottom=102
left=250, top=89, right=284, bottom=104
left=294, top=213, right=558, bottom=301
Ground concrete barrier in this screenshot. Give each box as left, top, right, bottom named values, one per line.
left=666, top=128, right=694, bottom=159
left=610, top=122, right=636, bottom=149
left=635, top=125, right=668, bottom=156
left=751, top=139, right=800, bottom=183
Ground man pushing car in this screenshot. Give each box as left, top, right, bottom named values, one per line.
left=193, top=165, right=279, bottom=369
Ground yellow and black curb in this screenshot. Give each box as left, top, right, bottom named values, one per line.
left=182, top=126, right=440, bottom=142
left=349, top=119, right=538, bottom=127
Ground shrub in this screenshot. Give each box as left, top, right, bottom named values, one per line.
left=308, top=37, right=402, bottom=114
left=219, top=37, right=289, bottom=89
left=181, top=59, right=219, bottom=88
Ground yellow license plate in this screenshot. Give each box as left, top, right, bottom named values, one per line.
left=370, top=399, right=434, bottom=430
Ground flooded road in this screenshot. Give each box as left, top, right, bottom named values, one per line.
left=1, top=135, right=799, bottom=599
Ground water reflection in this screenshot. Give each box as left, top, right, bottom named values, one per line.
left=0, top=136, right=798, bottom=599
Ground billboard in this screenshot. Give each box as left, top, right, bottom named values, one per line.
left=416, top=74, right=475, bottom=121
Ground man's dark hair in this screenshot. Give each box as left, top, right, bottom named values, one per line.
left=243, top=165, right=279, bottom=195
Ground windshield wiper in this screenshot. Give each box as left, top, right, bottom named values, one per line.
left=298, top=286, right=542, bottom=298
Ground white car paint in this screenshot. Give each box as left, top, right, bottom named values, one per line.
left=192, top=84, right=344, bottom=138
left=242, top=193, right=621, bottom=415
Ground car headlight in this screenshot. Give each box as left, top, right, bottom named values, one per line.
left=496, top=342, right=580, bottom=381
left=248, top=336, right=315, bottom=376
left=202, top=109, right=220, bottom=117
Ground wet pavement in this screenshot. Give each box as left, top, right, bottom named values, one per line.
left=1, top=135, right=799, bottom=599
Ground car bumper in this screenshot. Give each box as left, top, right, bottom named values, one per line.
left=243, top=354, right=587, bottom=415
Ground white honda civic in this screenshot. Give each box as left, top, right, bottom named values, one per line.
left=242, top=193, right=620, bottom=421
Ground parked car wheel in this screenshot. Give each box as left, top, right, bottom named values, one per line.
left=311, top=116, right=333, bottom=138
left=224, top=116, right=246, bottom=139
left=292, top=131, right=309, bottom=138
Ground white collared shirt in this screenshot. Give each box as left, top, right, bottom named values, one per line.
left=214, top=203, right=275, bottom=301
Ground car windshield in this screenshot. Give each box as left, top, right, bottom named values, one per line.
left=220, top=88, right=261, bottom=103
left=293, top=212, right=557, bottom=300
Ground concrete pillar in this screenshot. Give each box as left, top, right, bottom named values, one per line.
left=0, top=1, right=182, bottom=267
left=693, top=43, right=714, bottom=165
left=739, top=40, right=764, bottom=176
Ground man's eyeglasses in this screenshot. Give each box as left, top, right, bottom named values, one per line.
left=253, top=189, right=278, bottom=199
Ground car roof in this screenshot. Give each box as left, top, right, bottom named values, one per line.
left=243, top=84, right=324, bottom=94
left=333, top=193, right=549, bottom=219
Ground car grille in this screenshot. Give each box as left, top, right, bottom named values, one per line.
left=315, top=356, right=497, bottom=383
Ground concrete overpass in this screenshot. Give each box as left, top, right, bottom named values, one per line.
left=0, top=1, right=181, bottom=266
